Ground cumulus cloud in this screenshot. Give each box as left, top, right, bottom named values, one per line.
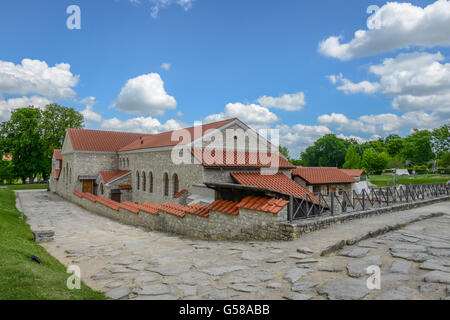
left=256, top=92, right=306, bottom=111
left=79, top=97, right=102, bottom=123
left=0, top=95, right=51, bottom=121
left=101, top=116, right=184, bottom=134
left=111, top=73, right=177, bottom=116
left=329, top=52, right=450, bottom=112
left=319, top=0, right=450, bottom=60
left=205, top=102, right=279, bottom=129
left=0, top=59, right=78, bottom=100
left=318, top=110, right=450, bottom=136
left=327, top=73, right=380, bottom=95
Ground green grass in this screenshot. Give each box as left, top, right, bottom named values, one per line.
left=1, top=183, right=49, bottom=190
left=369, top=174, right=450, bottom=187
left=0, top=189, right=105, bottom=300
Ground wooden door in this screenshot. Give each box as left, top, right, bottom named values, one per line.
left=82, top=180, right=93, bottom=193
left=111, top=192, right=121, bottom=203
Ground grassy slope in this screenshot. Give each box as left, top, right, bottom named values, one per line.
left=369, top=174, right=450, bottom=187
left=0, top=189, right=105, bottom=300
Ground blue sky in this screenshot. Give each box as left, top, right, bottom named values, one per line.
left=0, top=0, right=449, bottom=157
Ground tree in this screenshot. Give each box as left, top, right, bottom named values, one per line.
left=278, top=145, right=290, bottom=159
left=361, top=148, right=389, bottom=174
left=402, top=129, right=434, bottom=164
left=300, top=134, right=349, bottom=167
left=343, top=145, right=361, bottom=169
left=431, top=125, right=449, bottom=158
left=0, top=159, right=15, bottom=184
left=438, top=152, right=450, bottom=168
left=386, top=138, right=404, bottom=157
left=0, top=107, right=45, bottom=183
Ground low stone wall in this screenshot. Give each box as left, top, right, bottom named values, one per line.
left=64, top=193, right=289, bottom=241
left=279, top=195, right=450, bottom=240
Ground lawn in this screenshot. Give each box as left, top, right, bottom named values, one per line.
left=1, top=183, right=49, bottom=190
left=0, top=189, right=105, bottom=300
left=369, top=174, right=450, bottom=187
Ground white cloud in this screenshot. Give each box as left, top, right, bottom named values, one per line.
left=256, top=92, right=306, bottom=111
left=101, top=116, right=184, bottom=134
left=150, top=0, right=194, bottom=18
left=161, top=63, right=171, bottom=71
left=79, top=97, right=102, bottom=123
left=0, top=95, right=51, bottom=121
left=0, top=59, right=78, bottom=100
left=205, top=102, right=279, bottom=129
left=327, top=73, right=380, bottom=95
left=111, top=73, right=177, bottom=116
left=319, top=0, right=450, bottom=60
left=329, top=52, right=450, bottom=112
left=318, top=110, right=450, bottom=136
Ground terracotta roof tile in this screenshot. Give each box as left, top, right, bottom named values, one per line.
left=174, top=189, right=188, bottom=198
left=187, top=203, right=210, bottom=217
left=53, top=149, right=62, bottom=160
left=237, top=196, right=289, bottom=214
left=68, top=128, right=144, bottom=152
left=100, top=170, right=131, bottom=184
left=119, top=184, right=132, bottom=190
left=231, top=172, right=320, bottom=204
left=159, top=202, right=187, bottom=218
left=97, top=197, right=120, bottom=211
left=73, top=190, right=83, bottom=198
left=120, top=201, right=140, bottom=214
left=341, top=169, right=364, bottom=177
left=191, top=149, right=294, bottom=168
left=140, top=202, right=160, bottom=215
left=208, top=200, right=240, bottom=215
left=292, top=167, right=357, bottom=184
left=119, top=118, right=237, bottom=152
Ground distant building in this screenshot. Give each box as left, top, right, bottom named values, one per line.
left=291, top=166, right=357, bottom=195
left=340, top=169, right=364, bottom=181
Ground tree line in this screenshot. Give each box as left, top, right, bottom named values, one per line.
left=280, top=125, right=450, bottom=174
left=0, top=105, right=83, bottom=184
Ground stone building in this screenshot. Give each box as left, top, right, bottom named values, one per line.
left=50, top=118, right=320, bottom=209
left=340, top=169, right=365, bottom=181
left=291, top=166, right=357, bottom=195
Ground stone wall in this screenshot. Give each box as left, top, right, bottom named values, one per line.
left=66, top=192, right=290, bottom=241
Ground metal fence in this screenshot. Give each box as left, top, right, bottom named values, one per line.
left=288, top=183, right=449, bottom=222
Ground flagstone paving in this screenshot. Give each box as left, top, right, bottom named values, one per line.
left=17, top=190, right=450, bottom=300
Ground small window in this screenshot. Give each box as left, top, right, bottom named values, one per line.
left=172, top=173, right=179, bottom=197
left=136, top=171, right=140, bottom=190
left=69, top=168, right=72, bottom=184
left=163, top=173, right=169, bottom=196
left=313, top=185, right=321, bottom=193
left=100, top=183, right=104, bottom=195
left=127, top=158, right=129, bottom=168
left=142, top=171, right=146, bottom=192
left=149, top=171, right=153, bottom=193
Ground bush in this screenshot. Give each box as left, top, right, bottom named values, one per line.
left=413, top=165, right=427, bottom=172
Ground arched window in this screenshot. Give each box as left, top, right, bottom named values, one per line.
left=172, top=173, right=179, bottom=197
left=69, top=168, right=72, bottom=184
left=142, top=171, right=146, bottom=192
left=149, top=171, right=153, bottom=193
left=136, top=171, right=140, bottom=190
left=163, top=173, right=169, bottom=196
left=127, top=158, right=129, bottom=168
left=100, top=183, right=104, bottom=195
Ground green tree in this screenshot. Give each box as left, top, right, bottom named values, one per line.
left=431, top=125, right=449, bottom=158
left=278, top=145, right=290, bottom=159
left=300, top=134, right=350, bottom=167
left=386, top=138, right=404, bottom=156
left=438, top=152, right=450, bottom=168
left=343, top=145, right=361, bottom=169
left=361, top=148, right=389, bottom=174
left=402, top=129, right=434, bottom=164
left=0, top=107, right=45, bottom=183
left=0, top=159, right=15, bottom=184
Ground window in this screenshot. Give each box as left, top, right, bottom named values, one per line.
left=163, top=173, right=169, bottom=196
left=149, top=171, right=153, bottom=193
left=313, top=185, right=321, bottom=193
left=136, top=171, right=140, bottom=190
left=142, top=171, right=146, bottom=192
left=127, top=158, right=129, bottom=168
left=100, top=183, right=104, bottom=195
left=172, top=173, right=179, bottom=197
left=69, top=168, right=72, bottom=184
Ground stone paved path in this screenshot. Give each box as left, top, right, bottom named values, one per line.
left=17, top=190, right=450, bottom=300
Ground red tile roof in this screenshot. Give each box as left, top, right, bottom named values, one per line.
left=292, top=167, right=357, bottom=184
left=191, top=149, right=294, bottom=168
left=208, top=199, right=240, bottom=215
left=100, top=170, right=131, bottom=184
left=159, top=202, right=187, bottom=218
left=231, top=172, right=320, bottom=204
left=341, top=169, right=364, bottom=177
left=119, top=184, right=132, bottom=190
left=174, top=189, right=188, bottom=198
left=68, top=128, right=144, bottom=152
left=53, top=149, right=62, bottom=160
left=187, top=203, right=210, bottom=217
left=119, top=118, right=237, bottom=152
left=237, top=196, right=289, bottom=214
left=140, top=202, right=160, bottom=215
left=120, top=201, right=140, bottom=214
